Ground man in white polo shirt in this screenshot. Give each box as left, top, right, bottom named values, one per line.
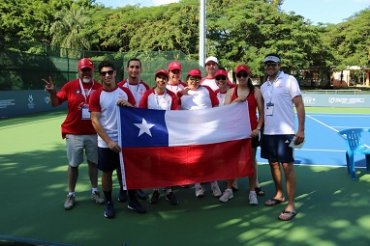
left=260, top=53, right=305, bottom=221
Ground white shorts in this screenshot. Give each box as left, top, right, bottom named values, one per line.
left=66, top=134, right=98, bottom=167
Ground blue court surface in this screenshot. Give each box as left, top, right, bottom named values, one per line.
left=256, top=113, right=370, bottom=168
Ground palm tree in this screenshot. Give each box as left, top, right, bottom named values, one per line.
left=50, top=7, right=91, bottom=57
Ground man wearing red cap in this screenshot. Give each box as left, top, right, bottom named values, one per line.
left=166, top=61, right=187, bottom=96
left=43, top=58, right=104, bottom=210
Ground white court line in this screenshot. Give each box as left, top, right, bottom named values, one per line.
left=306, top=115, right=339, bottom=133
left=308, top=114, right=370, bottom=118
left=332, top=125, right=370, bottom=129
left=296, top=148, right=345, bottom=152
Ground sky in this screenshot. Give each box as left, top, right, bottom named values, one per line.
left=96, top=0, right=370, bottom=24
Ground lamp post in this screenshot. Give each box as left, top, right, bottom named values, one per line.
left=199, top=0, right=205, bottom=67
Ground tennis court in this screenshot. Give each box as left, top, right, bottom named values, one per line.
left=1, top=108, right=370, bottom=246
left=257, top=112, right=370, bottom=168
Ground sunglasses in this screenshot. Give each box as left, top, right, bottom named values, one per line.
left=264, top=62, right=278, bottom=67
left=236, top=72, right=249, bottom=78
left=170, top=70, right=180, bottom=74
left=81, top=68, right=92, bottom=72
left=216, top=76, right=227, bottom=81
left=100, top=70, right=114, bottom=76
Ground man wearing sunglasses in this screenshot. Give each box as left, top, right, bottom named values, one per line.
left=90, top=60, right=147, bottom=218
left=43, top=58, right=104, bottom=210
left=260, top=53, right=305, bottom=221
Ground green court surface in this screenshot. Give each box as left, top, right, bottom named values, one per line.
left=1, top=110, right=370, bottom=246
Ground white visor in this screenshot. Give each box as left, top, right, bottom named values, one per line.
left=263, top=56, right=280, bottom=63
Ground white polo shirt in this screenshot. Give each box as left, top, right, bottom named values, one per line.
left=261, top=71, right=302, bottom=135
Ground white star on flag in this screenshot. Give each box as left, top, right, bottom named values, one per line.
left=134, top=118, right=155, bottom=137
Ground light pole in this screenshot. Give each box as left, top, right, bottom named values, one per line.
left=199, top=0, right=205, bottom=67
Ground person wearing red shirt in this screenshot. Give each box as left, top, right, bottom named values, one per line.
left=90, top=60, right=146, bottom=218
left=43, top=58, right=104, bottom=210
left=222, top=64, right=264, bottom=205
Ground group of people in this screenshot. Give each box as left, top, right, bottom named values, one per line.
left=44, top=53, right=305, bottom=221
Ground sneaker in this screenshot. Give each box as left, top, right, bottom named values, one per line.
left=232, top=180, right=239, bottom=192
left=91, top=191, right=105, bottom=204
left=166, top=191, right=179, bottom=206
left=219, top=188, right=234, bottom=203
left=136, top=189, right=148, bottom=200
left=128, top=199, right=147, bottom=214
left=150, top=190, right=160, bottom=204
left=249, top=191, right=258, bottom=205
left=64, top=194, right=75, bottom=210
left=211, top=181, right=222, bottom=197
left=118, top=189, right=128, bottom=203
left=195, top=184, right=205, bottom=198
left=104, top=202, right=115, bottom=219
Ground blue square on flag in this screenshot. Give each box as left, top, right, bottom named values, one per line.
left=119, top=107, right=169, bottom=147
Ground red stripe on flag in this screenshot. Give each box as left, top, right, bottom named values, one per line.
left=121, top=139, right=253, bottom=189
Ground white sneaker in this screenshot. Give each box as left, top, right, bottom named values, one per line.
left=249, top=191, right=258, bottom=205
left=219, top=188, right=234, bottom=203
left=195, top=184, right=205, bottom=198
left=211, top=181, right=222, bottom=197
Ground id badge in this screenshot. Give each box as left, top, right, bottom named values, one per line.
left=81, top=105, right=91, bottom=120
left=266, top=102, right=274, bottom=116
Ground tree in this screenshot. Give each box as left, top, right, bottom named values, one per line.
left=206, top=0, right=325, bottom=77
left=50, top=5, right=93, bottom=57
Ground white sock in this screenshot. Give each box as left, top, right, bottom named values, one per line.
left=68, top=192, right=75, bottom=197
left=92, top=187, right=98, bottom=193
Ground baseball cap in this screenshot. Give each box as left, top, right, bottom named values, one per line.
left=168, top=61, right=182, bottom=71
left=205, top=56, right=218, bottom=65
left=187, top=68, right=202, bottom=78
left=263, top=54, right=281, bottom=63
left=235, top=64, right=251, bottom=75
left=78, top=58, right=94, bottom=70
left=155, top=69, right=169, bottom=79
left=215, top=69, right=228, bottom=78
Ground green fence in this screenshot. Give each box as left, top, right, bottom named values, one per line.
left=0, top=43, right=200, bottom=118
left=0, top=44, right=199, bottom=91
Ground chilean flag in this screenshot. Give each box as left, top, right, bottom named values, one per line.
left=118, top=103, right=253, bottom=189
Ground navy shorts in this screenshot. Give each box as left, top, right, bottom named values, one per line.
left=260, top=134, right=295, bottom=163
left=97, top=147, right=120, bottom=172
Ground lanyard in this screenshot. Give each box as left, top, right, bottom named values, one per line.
left=155, top=90, right=167, bottom=109
left=79, top=79, right=94, bottom=103
left=266, top=71, right=280, bottom=103
left=126, top=80, right=140, bottom=92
